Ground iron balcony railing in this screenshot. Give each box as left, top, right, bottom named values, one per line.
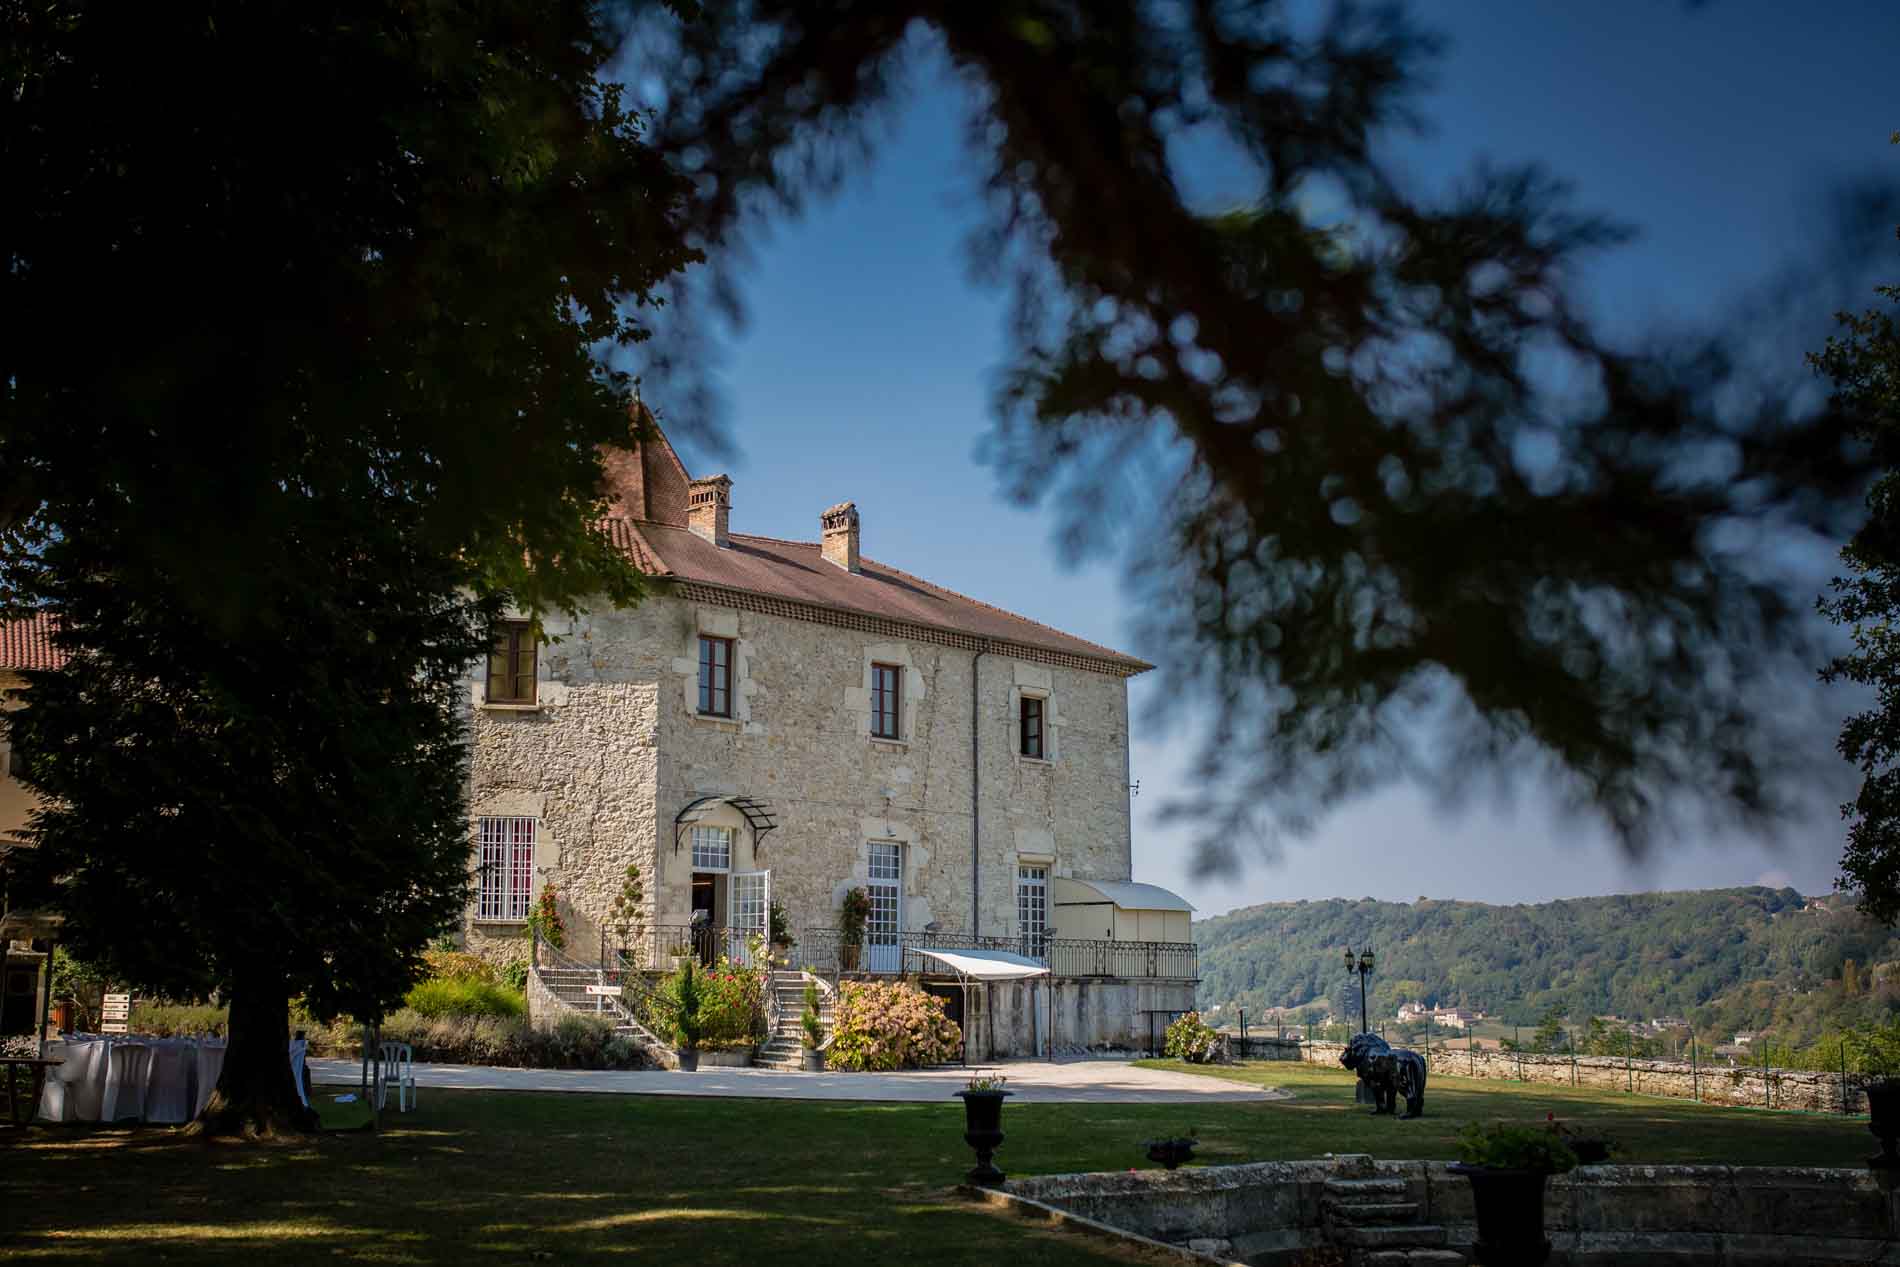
left=793, top=927, right=1198, bottom=981
left=598, top=923, right=774, bottom=972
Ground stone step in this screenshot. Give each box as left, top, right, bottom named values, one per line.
left=1323, top=1177, right=1408, bottom=1200
left=1359, top=1252, right=1465, bottom=1267
left=1330, top=1224, right=1447, bottom=1250
left=1323, top=1201, right=1419, bottom=1226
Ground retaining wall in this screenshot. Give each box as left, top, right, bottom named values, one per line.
left=1003, top=1158, right=1900, bottom=1265
left=1296, top=1038, right=1870, bottom=1114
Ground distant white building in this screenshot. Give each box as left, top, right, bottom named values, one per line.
left=1433, top=1008, right=1477, bottom=1030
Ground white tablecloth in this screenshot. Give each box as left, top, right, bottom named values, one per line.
left=39, top=1035, right=305, bottom=1124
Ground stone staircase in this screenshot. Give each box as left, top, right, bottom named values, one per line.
left=756, top=970, right=833, bottom=1071
left=1322, top=1155, right=1465, bottom=1266
left=536, top=965, right=677, bottom=1069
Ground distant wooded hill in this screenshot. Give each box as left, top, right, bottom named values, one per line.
left=1194, top=887, right=1900, bottom=1042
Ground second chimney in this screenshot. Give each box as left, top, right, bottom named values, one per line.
left=688, top=475, right=732, bottom=548
left=821, top=501, right=860, bottom=573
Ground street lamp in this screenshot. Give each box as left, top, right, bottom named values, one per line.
left=1345, top=946, right=1375, bottom=1035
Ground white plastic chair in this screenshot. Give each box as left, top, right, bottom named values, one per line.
left=376, top=1041, right=415, bottom=1112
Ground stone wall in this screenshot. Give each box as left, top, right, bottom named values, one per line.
left=1002, top=1158, right=1900, bottom=1265
left=463, top=590, right=1137, bottom=961
left=1297, top=1038, right=1869, bottom=1114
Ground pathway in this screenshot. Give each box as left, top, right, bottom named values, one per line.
left=308, top=1056, right=1290, bottom=1104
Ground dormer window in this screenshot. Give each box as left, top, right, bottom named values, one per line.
left=486, top=622, right=536, bottom=704
left=870, top=662, right=901, bottom=739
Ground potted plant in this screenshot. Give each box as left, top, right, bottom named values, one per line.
left=672, top=959, right=702, bottom=1072
left=1145, top=1125, right=1199, bottom=1170
left=1545, top=1113, right=1613, bottom=1165
left=1450, top=1122, right=1577, bottom=1266
left=839, top=887, right=870, bottom=972
left=800, top=977, right=825, bottom=1072
left=956, top=1071, right=1012, bottom=1185
left=609, top=863, right=645, bottom=969
left=667, top=943, right=694, bottom=974
left=770, top=900, right=795, bottom=958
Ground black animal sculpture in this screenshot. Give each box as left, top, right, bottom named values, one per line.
left=1339, top=1032, right=1427, bottom=1119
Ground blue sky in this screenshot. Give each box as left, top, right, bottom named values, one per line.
left=640, top=3, right=1900, bottom=917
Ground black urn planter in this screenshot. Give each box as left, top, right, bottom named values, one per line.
left=1450, top=1165, right=1552, bottom=1266
left=676, top=1046, right=700, bottom=1072
left=801, top=1047, right=824, bottom=1072
left=1145, top=1138, right=1198, bottom=1170
left=956, top=1089, right=1012, bottom=1185
left=1867, top=1078, right=1900, bottom=1168
left=1568, top=1138, right=1612, bottom=1166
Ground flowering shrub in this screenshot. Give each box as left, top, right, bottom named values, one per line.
left=649, top=952, right=766, bottom=1050
left=828, top=981, right=962, bottom=1071
left=420, top=950, right=500, bottom=985
left=1164, top=1012, right=1221, bottom=1063
left=528, top=882, right=567, bottom=950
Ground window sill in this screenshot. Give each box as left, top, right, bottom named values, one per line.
left=471, top=918, right=529, bottom=927
left=478, top=701, right=541, bottom=713
left=1016, top=754, right=1055, bottom=767
left=694, top=712, right=741, bottom=727
left=869, top=737, right=908, bottom=751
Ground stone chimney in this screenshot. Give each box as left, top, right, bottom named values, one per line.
left=821, top=501, right=860, bottom=573
left=688, top=475, right=732, bottom=547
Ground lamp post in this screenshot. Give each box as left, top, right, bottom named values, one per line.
left=1345, top=946, right=1375, bottom=1035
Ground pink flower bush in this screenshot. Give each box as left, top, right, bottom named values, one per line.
left=828, top=981, right=962, bottom=1071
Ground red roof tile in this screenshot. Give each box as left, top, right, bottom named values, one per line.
left=0, top=613, right=63, bottom=672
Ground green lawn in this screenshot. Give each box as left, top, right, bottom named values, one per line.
left=0, top=1060, right=1875, bottom=1264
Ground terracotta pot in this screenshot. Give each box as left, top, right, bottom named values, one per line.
left=1450, top=1165, right=1552, bottom=1266
left=956, top=1089, right=1011, bottom=1185
left=51, top=1000, right=74, bottom=1034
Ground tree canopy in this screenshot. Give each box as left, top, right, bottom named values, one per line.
left=631, top=0, right=1873, bottom=863
left=1815, top=134, right=1900, bottom=922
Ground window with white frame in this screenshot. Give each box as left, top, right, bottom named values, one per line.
left=867, top=842, right=901, bottom=941
left=691, top=825, right=733, bottom=871
left=1017, top=864, right=1049, bottom=951
left=477, top=816, right=536, bottom=921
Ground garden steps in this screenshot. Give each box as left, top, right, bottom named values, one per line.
left=1320, top=1163, right=1464, bottom=1266
left=759, top=970, right=833, bottom=1070
left=532, top=965, right=676, bottom=1070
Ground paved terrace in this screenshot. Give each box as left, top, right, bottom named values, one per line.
left=308, top=1057, right=1289, bottom=1104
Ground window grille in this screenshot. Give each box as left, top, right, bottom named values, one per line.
left=1018, top=864, right=1049, bottom=951
left=477, top=816, right=536, bottom=921
left=1020, top=695, right=1045, bottom=758
left=691, top=825, right=733, bottom=871
left=698, top=636, right=733, bottom=716
left=870, top=663, right=901, bottom=739
left=486, top=623, right=537, bottom=704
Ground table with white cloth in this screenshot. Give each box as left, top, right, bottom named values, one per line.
left=37, top=1035, right=309, bottom=1124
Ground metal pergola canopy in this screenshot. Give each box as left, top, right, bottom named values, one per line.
left=672, top=794, right=779, bottom=854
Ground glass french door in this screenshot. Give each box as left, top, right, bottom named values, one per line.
left=730, top=870, right=770, bottom=966
left=866, top=843, right=902, bottom=973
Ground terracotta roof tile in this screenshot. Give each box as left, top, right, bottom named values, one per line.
left=0, top=613, right=63, bottom=672
left=624, top=521, right=1151, bottom=673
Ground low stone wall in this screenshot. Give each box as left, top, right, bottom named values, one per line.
left=1298, top=1038, right=1868, bottom=1114
left=1225, top=1035, right=1304, bottom=1062
left=1004, top=1158, right=1900, bottom=1265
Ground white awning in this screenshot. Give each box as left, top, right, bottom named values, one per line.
left=1055, top=878, right=1195, bottom=913
left=911, top=947, right=1050, bottom=981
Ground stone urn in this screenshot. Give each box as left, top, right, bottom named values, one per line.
left=676, top=1045, right=699, bottom=1073
left=1450, top=1166, right=1552, bottom=1266
left=1867, top=1078, right=1900, bottom=1168
left=1145, top=1137, right=1198, bottom=1170
left=956, top=1089, right=1012, bottom=1185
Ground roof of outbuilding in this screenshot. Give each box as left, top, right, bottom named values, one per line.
left=599, top=421, right=1151, bottom=675
left=0, top=613, right=62, bottom=672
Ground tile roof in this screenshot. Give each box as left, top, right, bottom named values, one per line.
left=597, top=416, right=1150, bottom=674
left=611, top=520, right=1151, bottom=674
left=0, top=613, right=62, bottom=672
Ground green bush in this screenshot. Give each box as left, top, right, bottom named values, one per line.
left=375, top=1010, right=644, bottom=1069
left=420, top=950, right=500, bottom=985
left=648, top=956, right=765, bottom=1050
left=1164, top=1012, right=1221, bottom=1063
left=403, top=977, right=525, bottom=1019
left=500, top=956, right=530, bottom=993
left=1456, top=1122, right=1579, bottom=1174
left=827, top=981, right=960, bottom=1071
left=129, top=1002, right=229, bottom=1037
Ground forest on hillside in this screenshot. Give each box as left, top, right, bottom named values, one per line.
left=1194, top=888, right=1900, bottom=1047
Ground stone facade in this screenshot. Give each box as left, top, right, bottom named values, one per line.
left=461, top=590, right=1137, bottom=968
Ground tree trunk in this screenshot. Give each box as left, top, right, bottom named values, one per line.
left=189, top=972, right=318, bottom=1138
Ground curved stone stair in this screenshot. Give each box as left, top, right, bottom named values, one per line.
left=756, top=970, right=834, bottom=1071
left=536, top=966, right=677, bottom=1069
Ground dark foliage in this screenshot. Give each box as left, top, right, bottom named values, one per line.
left=1815, top=136, right=1900, bottom=922
left=631, top=0, right=1875, bottom=862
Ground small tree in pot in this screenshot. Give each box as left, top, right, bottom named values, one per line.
left=1450, top=1122, right=1577, bottom=1266
left=800, top=977, right=825, bottom=1072
left=608, top=863, right=644, bottom=969
left=839, top=887, right=870, bottom=972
